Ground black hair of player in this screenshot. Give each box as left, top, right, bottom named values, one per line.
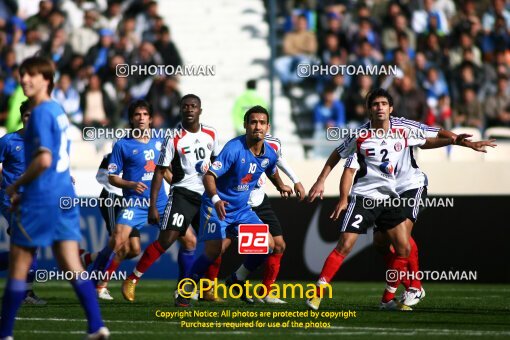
left=19, top=100, right=31, bottom=118
left=128, top=99, right=153, bottom=128
left=366, top=88, right=393, bottom=109
left=244, top=105, right=270, bottom=124
left=247, top=79, right=256, bottom=89
left=180, top=94, right=201, bottom=107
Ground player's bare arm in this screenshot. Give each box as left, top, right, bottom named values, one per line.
left=330, top=167, right=356, bottom=221
left=203, top=171, right=228, bottom=220
left=108, top=174, right=148, bottom=194
left=308, top=149, right=341, bottom=202
left=437, top=129, right=497, bottom=152
left=148, top=165, right=166, bottom=224
left=6, top=150, right=51, bottom=197
left=277, top=156, right=306, bottom=201
left=420, top=134, right=471, bottom=149
left=267, top=169, right=293, bottom=199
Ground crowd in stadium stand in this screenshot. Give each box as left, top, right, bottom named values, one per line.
left=271, top=0, right=510, bottom=141
left=0, top=0, right=183, bottom=133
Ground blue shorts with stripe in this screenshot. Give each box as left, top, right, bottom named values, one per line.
left=116, top=199, right=166, bottom=230
left=339, top=195, right=406, bottom=234
left=11, top=201, right=81, bottom=248
left=198, top=202, right=263, bottom=241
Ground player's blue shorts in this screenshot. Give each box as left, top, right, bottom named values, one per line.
left=11, top=201, right=81, bottom=248
left=116, top=199, right=166, bottom=230
left=198, top=203, right=263, bottom=241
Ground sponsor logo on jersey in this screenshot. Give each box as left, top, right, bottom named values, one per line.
left=142, top=172, right=154, bottom=181
left=241, top=158, right=245, bottom=163
left=234, top=184, right=250, bottom=192
left=394, top=142, right=402, bottom=152
left=15, top=145, right=22, bottom=151
left=195, top=139, right=200, bottom=144
left=107, top=163, right=118, bottom=173
left=379, top=161, right=394, bottom=175
left=212, top=161, right=222, bottom=170
left=133, top=149, right=138, bottom=155
left=207, top=142, right=213, bottom=151
left=144, top=160, right=156, bottom=172
left=155, top=141, right=162, bottom=151
left=240, top=173, right=253, bottom=184
left=381, top=140, right=387, bottom=146
left=261, top=158, right=269, bottom=168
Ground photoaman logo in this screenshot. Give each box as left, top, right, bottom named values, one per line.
left=238, top=224, right=269, bottom=254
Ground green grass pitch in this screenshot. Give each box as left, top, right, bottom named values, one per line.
left=5, top=280, right=510, bottom=339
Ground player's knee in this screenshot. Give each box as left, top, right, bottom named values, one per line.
left=336, top=237, right=355, bottom=255
left=127, top=245, right=141, bottom=259
left=181, top=236, right=196, bottom=250
left=393, top=243, right=411, bottom=258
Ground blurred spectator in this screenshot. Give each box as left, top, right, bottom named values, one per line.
left=320, top=32, right=346, bottom=65
left=25, top=0, right=53, bottom=41
left=135, top=0, right=159, bottom=43
left=449, top=31, right=482, bottom=68
left=231, top=80, right=268, bottom=135
left=1, top=49, right=18, bottom=96
left=70, top=9, right=99, bottom=56
left=344, top=75, right=372, bottom=127
left=147, top=77, right=182, bottom=129
left=389, top=75, right=427, bottom=122
left=313, top=84, right=345, bottom=157
left=0, top=79, right=8, bottom=124
left=85, top=28, right=115, bottom=74
left=155, top=26, right=182, bottom=69
left=453, top=86, right=484, bottom=129
left=423, top=67, right=449, bottom=105
left=275, top=15, right=317, bottom=85
left=451, top=61, right=482, bottom=102
left=39, top=28, right=73, bottom=71
left=322, top=12, right=350, bottom=53
left=419, top=32, right=447, bottom=69
left=412, top=0, right=450, bottom=35
left=48, top=8, right=67, bottom=32
left=101, top=0, right=123, bottom=32
left=52, top=73, right=82, bottom=126
left=351, top=17, right=381, bottom=52
left=482, top=0, right=510, bottom=34
left=6, top=82, right=26, bottom=133
left=484, top=75, right=510, bottom=127
left=352, top=39, right=382, bottom=69
left=382, top=13, right=416, bottom=53
left=81, top=74, right=114, bottom=127
left=104, top=76, right=130, bottom=127
left=13, top=27, right=41, bottom=65
left=424, top=94, right=452, bottom=129
left=118, top=17, right=141, bottom=52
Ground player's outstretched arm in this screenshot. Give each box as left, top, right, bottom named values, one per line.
left=276, top=156, right=305, bottom=201
left=203, top=171, right=228, bottom=220
left=6, top=150, right=51, bottom=197
left=330, top=167, right=356, bottom=221
left=308, top=149, right=341, bottom=202
left=437, top=129, right=497, bottom=152
left=148, top=165, right=166, bottom=225
left=267, top=169, right=293, bottom=199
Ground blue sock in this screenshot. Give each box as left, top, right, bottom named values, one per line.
left=243, top=254, right=269, bottom=272
left=90, top=245, right=113, bottom=273
left=72, top=278, right=104, bottom=333
left=0, top=252, right=9, bottom=271
left=27, top=254, right=38, bottom=285
left=188, top=254, right=214, bottom=281
left=0, top=278, right=27, bottom=337
left=178, top=247, right=195, bottom=281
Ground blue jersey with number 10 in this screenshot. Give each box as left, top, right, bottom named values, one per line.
left=206, top=135, right=278, bottom=211
left=23, top=100, right=75, bottom=203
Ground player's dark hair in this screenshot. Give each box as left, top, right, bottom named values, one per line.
left=247, top=79, right=257, bottom=89
left=19, top=56, right=55, bottom=95
left=180, top=94, right=201, bottom=107
left=19, top=100, right=31, bottom=118
left=366, top=88, right=393, bottom=108
left=128, top=99, right=153, bottom=128
left=244, top=105, right=270, bottom=124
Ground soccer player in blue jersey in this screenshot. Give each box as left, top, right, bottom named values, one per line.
left=0, top=100, right=46, bottom=305
left=90, top=100, right=167, bottom=300
left=0, top=57, right=108, bottom=338
left=175, top=105, right=293, bottom=307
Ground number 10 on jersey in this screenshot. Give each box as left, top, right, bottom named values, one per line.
left=238, top=224, right=269, bottom=254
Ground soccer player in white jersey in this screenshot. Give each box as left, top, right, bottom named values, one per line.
left=305, top=88, right=464, bottom=311
left=336, top=123, right=495, bottom=307
left=201, top=134, right=306, bottom=304
left=121, top=94, right=220, bottom=302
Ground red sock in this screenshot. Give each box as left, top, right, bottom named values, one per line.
left=262, top=253, right=283, bottom=294
left=98, top=259, right=121, bottom=287
left=316, top=249, right=345, bottom=296
left=382, top=255, right=408, bottom=303
left=383, top=247, right=410, bottom=290
left=408, top=237, right=421, bottom=290
left=128, top=241, right=166, bottom=281
left=204, top=256, right=222, bottom=281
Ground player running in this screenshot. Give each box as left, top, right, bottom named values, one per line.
left=175, top=105, right=293, bottom=307
left=305, top=88, right=466, bottom=311
left=90, top=99, right=167, bottom=300
left=0, top=56, right=108, bottom=338
left=0, top=100, right=46, bottom=305
left=121, top=94, right=220, bottom=302
left=335, top=127, right=495, bottom=307
left=202, top=134, right=306, bottom=304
